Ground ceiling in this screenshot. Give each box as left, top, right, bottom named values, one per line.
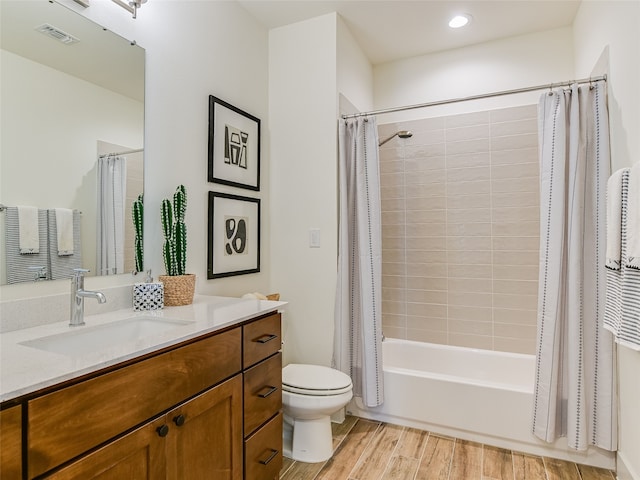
left=237, top=0, right=582, bottom=65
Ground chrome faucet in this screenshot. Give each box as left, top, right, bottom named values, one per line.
left=70, top=269, right=106, bottom=326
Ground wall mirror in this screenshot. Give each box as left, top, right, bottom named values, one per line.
left=0, top=0, right=145, bottom=286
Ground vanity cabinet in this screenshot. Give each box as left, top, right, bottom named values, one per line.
left=0, top=405, right=22, bottom=479
left=5, top=310, right=283, bottom=480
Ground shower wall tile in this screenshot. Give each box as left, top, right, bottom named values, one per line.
left=379, top=104, right=540, bottom=355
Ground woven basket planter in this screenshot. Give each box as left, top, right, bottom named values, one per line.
left=158, top=274, right=195, bottom=306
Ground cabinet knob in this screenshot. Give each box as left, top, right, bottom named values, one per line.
left=156, top=424, right=169, bottom=437
left=173, top=414, right=186, bottom=426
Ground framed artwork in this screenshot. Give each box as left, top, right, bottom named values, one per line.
left=208, top=95, right=261, bottom=191
left=208, top=191, right=260, bottom=279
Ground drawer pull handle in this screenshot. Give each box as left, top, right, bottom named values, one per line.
left=156, top=425, right=169, bottom=437
left=259, top=449, right=279, bottom=465
left=173, top=414, right=185, bottom=426
left=255, top=334, right=278, bottom=344
left=257, top=385, right=278, bottom=398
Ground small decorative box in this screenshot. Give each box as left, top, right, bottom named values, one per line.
left=133, top=282, right=164, bottom=311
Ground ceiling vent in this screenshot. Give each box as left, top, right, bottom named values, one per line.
left=35, top=24, right=80, bottom=45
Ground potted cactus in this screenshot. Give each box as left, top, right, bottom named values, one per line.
left=158, top=185, right=195, bottom=306
left=132, top=193, right=144, bottom=273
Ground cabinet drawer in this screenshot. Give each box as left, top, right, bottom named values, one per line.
left=28, top=327, right=242, bottom=478
left=243, top=352, right=281, bottom=436
left=243, top=313, right=281, bottom=368
left=244, top=412, right=283, bottom=480
left=1, top=405, right=22, bottom=480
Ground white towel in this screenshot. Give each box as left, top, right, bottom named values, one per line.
left=17, top=205, right=40, bottom=254
left=55, top=208, right=74, bottom=256
left=627, top=162, right=640, bottom=269
left=606, top=169, right=627, bottom=270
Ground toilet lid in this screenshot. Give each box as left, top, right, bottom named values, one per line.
left=282, top=364, right=352, bottom=395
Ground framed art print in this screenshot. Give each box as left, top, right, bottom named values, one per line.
left=208, top=95, right=260, bottom=191
left=208, top=191, right=260, bottom=279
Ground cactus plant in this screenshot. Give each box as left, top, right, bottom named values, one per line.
left=161, top=185, right=187, bottom=276
left=132, top=193, right=143, bottom=273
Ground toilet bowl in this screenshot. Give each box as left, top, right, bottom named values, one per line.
left=282, top=364, right=353, bottom=463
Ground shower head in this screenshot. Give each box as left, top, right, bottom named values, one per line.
left=378, top=130, right=413, bottom=147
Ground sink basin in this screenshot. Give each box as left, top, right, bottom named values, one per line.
left=20, top=316, right=193, bottom=357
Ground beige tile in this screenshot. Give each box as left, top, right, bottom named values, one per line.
left=402, top=116, right=445, bottom=132
left=381, top=185, right=404, bottom=200
left=493, top=308, right=537, bottom=325
left=493, top=251, right=539, bottom=266
left=406, top=170, right=448, bottom=186
left=493, top=293, right=538, bottom=310
left=382, top=249, right=405, bottom=263
left=407, top=316, right=448, bottom=332
left=492, top=191, right=539, bottom=208
left=407, top=236, right=446, bottom=251
left=382, top=314, right=406, bottom=328
left=491, top=147, right=538, bottom=166
left=494, top=323, right=537, bottom=340
left=446, top=124, right=490, bottom=142
left=491, top=133, right=537, bottom=151
left=382, top=197, right=405, bottom=212
left=407, top=223, right=446, bottom=237
left=383, top=274, right=405, bottom=288
left=446, top=152, right=490, bottom=169
left=448, top=291, right=492, bottom=308
left=445, top=111, right=490, bottom=128
left=447, top=236, right=492, bottom=252
left=494, top=337, right=536, bottom=354
left=406, top=250, right=447, bottom=264
left=492, top=206, right=539, bottom=222
left=405, top=143, right=446, bottom=159
left=491, top=162, right=539, bottom=180
left=446, top=138, right=491, bottom=156
left=492, top=221, right=539, bottom=237
left=447, top=208, right=491, bottom=224
left=447, top=180, right=491, bottom=196
left=380, top=158, right=405, bottom=174
left=381, top=172, right=404, bottom=187
left=491, top=118, right=537, bottom=137
left=447, top=193, right=491, bottom=209
left=493, top=279, right=538, bottom=295
left=406, top=183, right=446, bottom=198
left=407, top=263, right=448, bottom=277
left=447, top=165, right=490, bottom=182
left=491, top=176, right=539, bottom=193
left=383, top=327, right=406, bottom=339
left=410, top=128, right=446, bottom=145
left=448, top=333, right=493, bottom=350
left=490, top=104, right=537, bottom=123
left=448, top=278, right=493, bottom=293
left=449, top=319, right=492, bottom=336
left=448, top=305, right=492, bottom=322
left=406, top=289, right=447, bottom=304
left=406, top=209, right=446, bottom=224
left=383, top=262, right=406, bottom=276
left=383, top=224, right=406, bottom=238
left=382, top=211, right=406, bottom=225
left=406, top=276, right=447, bottom=291
left=406, top=329, right=448, bottom=344
left=379, top=146, right=404, bottom=162
left=448, top=264, right=493, bottom=279
left=383, top=287, right=406, bottom=302
left=382, top=300, right=406, bottom=315
left=492, top=236, right=539, bottom=251
left=493, top=265, right=538, bottom=281
left=447, top=223, right=492, bottom=237
left=405, top=156, right=446, bottom=172
left=406, top=196, right=446, bottom=211
left=378, top=122, right=401, bottom=137
left=406, top=302, right=447, bottom=318
left=448, top=250, right=492, bottom=265
left=382, top=237, right=405, bottom=249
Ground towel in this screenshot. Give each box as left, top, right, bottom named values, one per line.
left=606, top=169, right=627, bottom=270
left=626, top=162, right=640, bottom=269
left=55, top=208, right=74, bottom=255
left=17, top=206, right=40, bottom=254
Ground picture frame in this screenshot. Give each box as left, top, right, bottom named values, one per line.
left=208, top=191, right=260, bottom=279
left=208, top=95, right=260, bottom=191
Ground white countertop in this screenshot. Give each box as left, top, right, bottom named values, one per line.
left=0, top=295, right=286, bottom=403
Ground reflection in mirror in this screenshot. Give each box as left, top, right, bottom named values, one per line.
left=0, top=0, right=145, bottom=285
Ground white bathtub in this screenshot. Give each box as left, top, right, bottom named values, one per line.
left=347, top=338, right=615, bottom=469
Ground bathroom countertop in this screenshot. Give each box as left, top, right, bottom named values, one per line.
left=0, top=295, right=287, bottom=403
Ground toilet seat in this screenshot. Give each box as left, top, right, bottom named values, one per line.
left=283, top=364, right=352, bottom=396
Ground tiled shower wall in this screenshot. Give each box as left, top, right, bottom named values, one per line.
left=379, top=104, right=539, bottom=354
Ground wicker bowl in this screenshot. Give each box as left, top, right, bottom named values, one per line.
left=158, top=274, right=195, bottom=306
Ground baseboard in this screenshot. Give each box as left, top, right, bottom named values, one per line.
left=617, top=452, right=640, bottom=480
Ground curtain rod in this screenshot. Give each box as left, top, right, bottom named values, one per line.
left=342, top=75, right=607, bottom=119
left=101, top=148, right=144, bottom=157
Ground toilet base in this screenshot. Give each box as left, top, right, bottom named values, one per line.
left=283, top=415, right=333, bottom=463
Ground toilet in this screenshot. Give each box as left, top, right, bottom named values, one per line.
left=281, top=364, right=353, bottom=463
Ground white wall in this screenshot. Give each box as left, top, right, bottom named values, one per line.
left=573, top=3, right=640, bottom=479
left=337, top=15, right=374, bottom=114
left=374, top=27, right=574, bottom=123
left=54, top=0, right=271, bottom=298
left=269, top=13, right=338, bottom=367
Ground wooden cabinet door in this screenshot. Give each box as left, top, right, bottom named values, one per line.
left=166, top=375, right=243, bottom=480
left=1, top=405, right=22, bottom=480
left=45, top=417, right=165, bottom=480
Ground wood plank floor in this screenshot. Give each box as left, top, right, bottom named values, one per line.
left=279, top=416, right=616, bottom=480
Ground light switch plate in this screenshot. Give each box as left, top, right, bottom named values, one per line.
left=309, top=228, right=320, bottom=248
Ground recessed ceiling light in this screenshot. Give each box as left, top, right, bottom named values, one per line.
left=448, top=14, right=472, bottom=29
